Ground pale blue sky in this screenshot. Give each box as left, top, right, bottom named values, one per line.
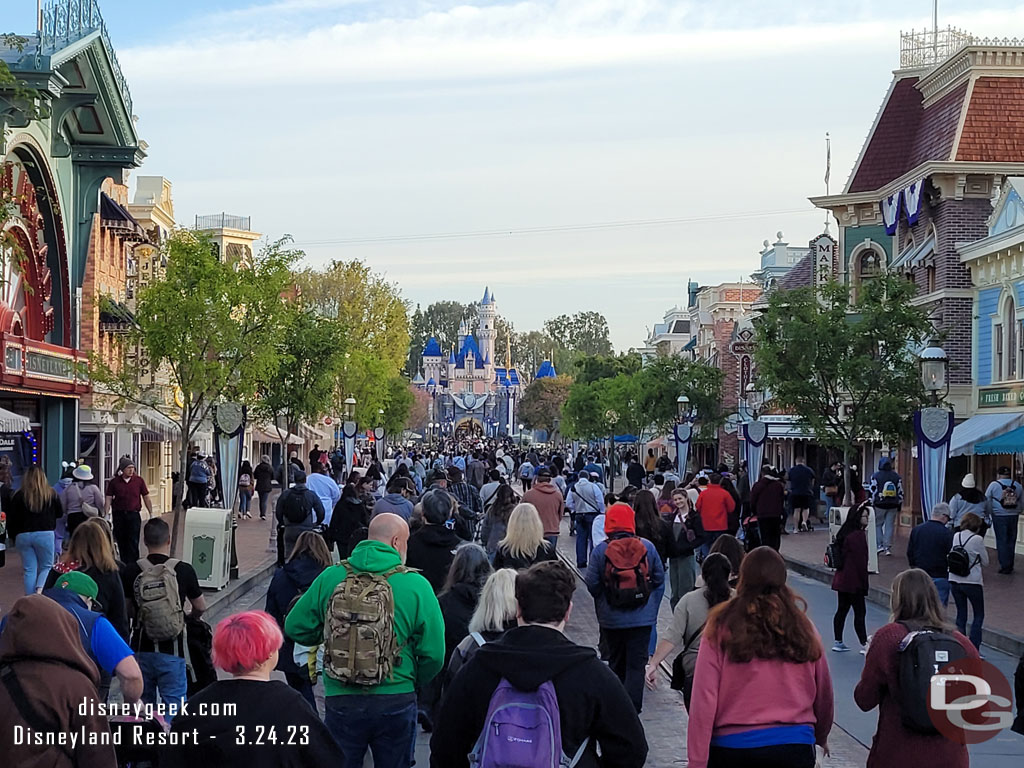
left=12, top=1, right=1024, bottom=351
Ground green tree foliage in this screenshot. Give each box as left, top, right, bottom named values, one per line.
left=561, top=355, right=722, bottom=443
left=754, top=274, right=932, bottom=483
left=92, top=232, right=298, bottom=548
left=294, top=260, right=410, bottom=426
left=381, top=376, right=415, bottom=436
left=250, top=305, right=348, bottom=463
left=544, top=311, right=613, bottom=356
left=519, top=375, right=573, bottom=432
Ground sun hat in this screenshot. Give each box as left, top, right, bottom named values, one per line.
left=72, top=465, right=94, bottom=482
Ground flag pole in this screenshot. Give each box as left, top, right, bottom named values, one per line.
left=824, top=132, right=832, bottom=232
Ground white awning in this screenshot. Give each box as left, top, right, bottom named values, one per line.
left=949, top=412, right=1024, bottom=457
left=139, top=408, right=179, bottom=441
left=0, top=406, right=30, bottom=433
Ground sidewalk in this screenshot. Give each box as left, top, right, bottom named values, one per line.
left=0, top=501, right=279, bottom=616
left=780, top=526, right=1024, bottom=655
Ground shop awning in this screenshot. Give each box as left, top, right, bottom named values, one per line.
left=100, top=193, right=148, bottom=242
left=974, top=424, right=1024, bottom=455
left=0, top=406, right=31, bottom=433
left=949, top=412, right=1024, bottom=457
left=139, top=408, right=179, bottom=441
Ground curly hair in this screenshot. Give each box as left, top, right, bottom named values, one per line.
left=706, top=546, right=822, bottom=664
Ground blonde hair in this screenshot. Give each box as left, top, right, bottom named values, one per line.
left=891, top=568, right=949, bottom=630
left=20, top=465, right=55, bottom=512
left=498, top=503, right=546, bottom=560
left=468, top=568, right=518, bottom=634
left=69, top=519, right=119, bottom=573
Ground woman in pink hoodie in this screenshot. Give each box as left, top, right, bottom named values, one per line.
left=686, top=546, right=834, bottom=768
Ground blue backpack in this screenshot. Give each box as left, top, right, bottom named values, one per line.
left=470, top=678, right=589, bottom=768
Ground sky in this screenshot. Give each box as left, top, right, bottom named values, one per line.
left=12, top=0, right=1024, bottom=353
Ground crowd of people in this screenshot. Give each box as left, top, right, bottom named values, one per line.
left=0, top=437, right=1022, bottom=768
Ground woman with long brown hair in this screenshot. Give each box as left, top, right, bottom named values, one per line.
left=687, top=546, right=833, bottom=768
left=855, top=568, right=978, bottom=768
left=265, top=531, right=333, bottom=709
left=7, top=465, right=63, bottom=594
left=45, top=518, right=129, bottom=639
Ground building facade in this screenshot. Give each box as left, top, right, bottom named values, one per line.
left=1, top=2, right=143, bottom=481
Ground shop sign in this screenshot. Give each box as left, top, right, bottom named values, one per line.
left=25, top=351, right=76, bottom=380
left=4, top=347, right=21, bottom=372
left=978, top=384, right=1024, bottom=408
left=0, top=436, right=16, bottom=450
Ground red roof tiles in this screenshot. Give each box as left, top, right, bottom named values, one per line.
left=956, top=77, right=1024, bottom=162
left=848, top=77, right=922, bottom=193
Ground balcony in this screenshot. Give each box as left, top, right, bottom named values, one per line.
left=194, top=213, right=251, bottom=231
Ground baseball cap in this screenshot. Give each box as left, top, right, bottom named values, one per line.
left=56, top=571, right=99, bottom=601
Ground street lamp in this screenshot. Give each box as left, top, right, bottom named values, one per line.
left=343, top=395, right=356, bottom=419
left=675, top=395, right=697, bottom=478
left=919, top=344, right=949, bottom=405
left=518, top=423, right=525, bottom=449
left=745, top=382, right=766, bottom=419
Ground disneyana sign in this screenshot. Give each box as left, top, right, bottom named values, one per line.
left=978, top=384, right=1024, bottom=408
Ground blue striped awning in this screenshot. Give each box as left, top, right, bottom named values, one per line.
left=949, top=412, right=1024, bottom=457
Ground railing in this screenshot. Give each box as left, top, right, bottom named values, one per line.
left=194, top=213, right=252, bottom=231
left=900, top=27, right=975, bottom=69
left=39, top=0, right=132, bottom=117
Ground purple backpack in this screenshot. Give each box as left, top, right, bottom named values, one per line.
left=470, top=678, right=589, bottom=768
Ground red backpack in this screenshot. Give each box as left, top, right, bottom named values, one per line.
left=602, top=534, right=652, bottom=609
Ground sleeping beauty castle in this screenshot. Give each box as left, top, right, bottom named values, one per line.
left=413, top=288, right=554, bottom=438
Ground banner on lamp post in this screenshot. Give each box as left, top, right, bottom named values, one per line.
left=741, top=419, right=768, bottom=484
left=342, top=420, right=358, bottom=475
left=914, top=407, right=954, bottom=524
left=373, top=427, right=385, bottom=462
left=674, top=423, right=692, bottom=479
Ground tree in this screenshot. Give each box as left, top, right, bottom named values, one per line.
left=92, top=232, right=298, bottom=551
left=381, top=375, right=415, bottom=436
left=754, top=274, right=932, bottom=499
left=519, top=375, right=573, bottom=433
left=405, top=384, right=431, bottom=432
left=561, top=380, right=608, bottom=440
left=544, top=311, right=613, bottom=356
left=514, top=330, right=558, bottom=379
left=250, top=305, right=348, bottom=471
left=294, top=260, right=409, bottom=425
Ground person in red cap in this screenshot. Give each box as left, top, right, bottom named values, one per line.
left=583, top=502, right=664, bottom=713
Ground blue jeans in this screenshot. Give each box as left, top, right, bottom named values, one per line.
left=951, top=582, right=985, bottom=650
left=992, top=514, right=1019, bottom=571
left=15, top=530, right=55, bottom=594
left=700, top=530, right=726, bottom=559
left=875, top=507, right=898, bottom=551
left=933, top=577, right=951, bottom=607
left=238, top=489, right=252, bottom=515
left=325, top=693, right=417, bottom=768
left=648, top=582, right=666, bottom=655
left=136, top=652, right=187, bottom=719
left=575, top=514, right=597, bottom=567
left=544, top=534, right=558, bottom=551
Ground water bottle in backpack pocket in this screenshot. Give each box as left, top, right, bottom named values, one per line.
left=469, top=678, right=589, bottom=768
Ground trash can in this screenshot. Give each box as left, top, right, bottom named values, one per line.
left=828, top=505, right=879, bottom=574
left=183, top=507, right=232, bottom=589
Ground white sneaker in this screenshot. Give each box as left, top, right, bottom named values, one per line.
left=832, top=641, right=851, bottom=653
left=859, top=645, right=868, bottom=655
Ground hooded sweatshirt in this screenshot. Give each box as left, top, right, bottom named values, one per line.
left=870, top=459, right=903, bottom=509
left=429, top=625, right=648, bottom=768
left=265, top=553, right=327, bottom=676
left=406, top=523, right=464, bottom=592
left=372, top=492, right=415, bottom=521
left=583, top=504, right=666, bottom=629
left=284, top=539, right=444, bottom=697
left=522, top=481, right=566, bottom=535
left=0, top=595, right=116, bottom=768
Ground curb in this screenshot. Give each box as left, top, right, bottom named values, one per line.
left=203, top=555, right=278, bottom=613
left=782, top=554, right=1024, bottom=657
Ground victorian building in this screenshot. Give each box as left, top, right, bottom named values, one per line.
left=1, top=1, right=143, bottom=481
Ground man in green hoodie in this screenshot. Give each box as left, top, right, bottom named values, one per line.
left=285, top=512, right=444, bottom=767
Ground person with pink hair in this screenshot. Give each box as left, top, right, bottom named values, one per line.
left=162, top=611, right=341, bottom=767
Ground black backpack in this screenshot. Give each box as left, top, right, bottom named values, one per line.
left=283, top=489, right=314, bottom=524
left=946, top=533, right=978, bottom=578
left=824, top=538, right=844, bottom=570
left=896, top=624, right=969, bottom=733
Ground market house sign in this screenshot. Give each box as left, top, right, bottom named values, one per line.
left=978, top=384, right=1024, bottom=408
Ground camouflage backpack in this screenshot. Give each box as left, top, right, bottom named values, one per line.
left=323, top=561, right=409, bottom=686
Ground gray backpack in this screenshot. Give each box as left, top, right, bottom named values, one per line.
left=134, top=558, right=185, bottom=643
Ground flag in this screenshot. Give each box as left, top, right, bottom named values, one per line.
left=824, top=133, right=831, bottom=189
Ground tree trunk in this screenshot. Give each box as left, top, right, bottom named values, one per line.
left=842, top=445, right=853, bottom=508
left=170, top=436, right=190, bottom=556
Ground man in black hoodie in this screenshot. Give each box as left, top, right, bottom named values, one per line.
left=406, top=489, right=464, bottom=593
left=429, top=560, right=648, bottom=768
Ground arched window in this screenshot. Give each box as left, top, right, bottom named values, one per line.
left=1007, top=297, right=1017, bottom=380
left=995, top=291, right=1023, bottom=381
left=859, top=249, right=882, bottom=278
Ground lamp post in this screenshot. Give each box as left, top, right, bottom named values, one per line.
left=518, top=423, right=525, bottom=450
left=427, top=422, right=435, bottom=447
left=605, top=409, right=619, bottom=488
left=914, top=344, right=954, bottom=524
left=740, top=383, right=770, bottom=485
